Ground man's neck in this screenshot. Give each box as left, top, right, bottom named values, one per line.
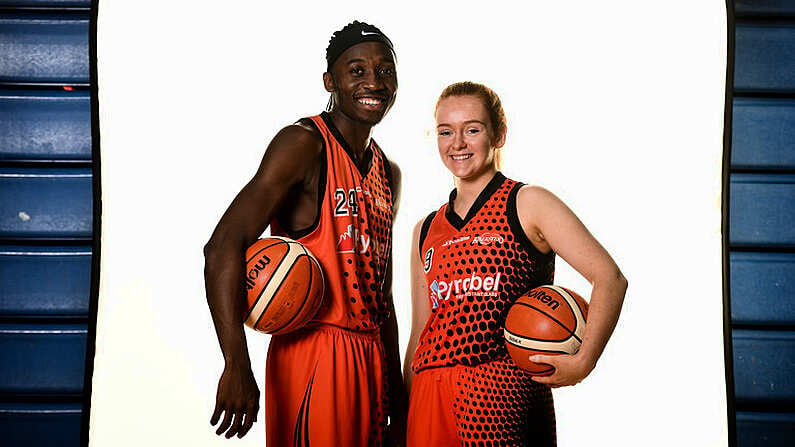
left=327, top=110, right=373, bottom=158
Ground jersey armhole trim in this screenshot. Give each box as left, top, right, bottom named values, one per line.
left=275, top=118, right=327, bottom=240
left=382, top=151, right=395, bottom=196
left=418, top=211, right=437, bottom=255
left=506, top=182, right=554, bottom=259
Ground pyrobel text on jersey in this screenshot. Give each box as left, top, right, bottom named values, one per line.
left=429, top=271, right=502, bottom=307
left=245, top=255, right=271, bottom=291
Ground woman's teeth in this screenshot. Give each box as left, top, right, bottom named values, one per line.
left=451, top=154, right=473, bottom=161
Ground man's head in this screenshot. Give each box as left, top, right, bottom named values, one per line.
left=323, top=21, right=397, bottom=125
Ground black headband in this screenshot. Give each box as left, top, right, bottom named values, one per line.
left=325, top=21, right=394, bottom=71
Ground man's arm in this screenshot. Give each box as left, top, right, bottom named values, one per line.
left=204, top=124, right=321, bottom=439
left=380, top=160, right=407, bottom=446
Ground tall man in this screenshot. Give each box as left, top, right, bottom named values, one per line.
left=204, top=21, right=406, bottom=446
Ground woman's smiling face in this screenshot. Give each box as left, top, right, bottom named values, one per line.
left=435, top=94, right=504, bottom=180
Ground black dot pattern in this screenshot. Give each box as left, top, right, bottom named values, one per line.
left=350, top=142, right=393, bottom=330
left=454, top=359, right=556, bottom=446
left=412, top=177, right=555, bottom=372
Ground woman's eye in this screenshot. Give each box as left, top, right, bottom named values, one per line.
left=438, top=130, right=452, bottom=137
left=467, top=128, right=481, bottom=134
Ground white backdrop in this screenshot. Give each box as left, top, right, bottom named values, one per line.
left=90, top=1, right=729, bottom=446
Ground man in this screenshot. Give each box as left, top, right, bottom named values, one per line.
left=204, top=21, right=406, bottom=446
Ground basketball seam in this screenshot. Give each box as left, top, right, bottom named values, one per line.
left=245, top=239, right=288, bottom=263
left=252, top=259, right=299, bottom=330
left=544, top=285, right=585, bottom=341
left=244, top=244, right=292, bottom=322
left=248, top=244, right=304, bottom=329
left=269, top=254, right=312, bottom=334
left=504, top=336, right=569, bottom=354
left=504, top=327, right=581, bottom=353
left=508, top=301, right=579, bottom=342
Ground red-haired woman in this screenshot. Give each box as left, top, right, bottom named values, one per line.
left=404, top=82, right=628, bottom=446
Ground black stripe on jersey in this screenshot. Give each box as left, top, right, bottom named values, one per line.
left=276, top=117, right=327, bottom=240
left=506, top=182, right=555, bottom=258
left=418, top=211, right=437, bottom=254
left=445, top=171, right=506, bottom=230
left=382, top=150, right=395, bottom=196
left=293, top=363, right=318, bottom=447
left=320, top=111, right=374, bottom=177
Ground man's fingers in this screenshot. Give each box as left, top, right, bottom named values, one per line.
left=238, top=408, right=257, bottom=438
left=215, top=408, right=233, bottom=436
left=225, top=410, right=244, bottom=439
left=210, top=404, right=223, bottom=425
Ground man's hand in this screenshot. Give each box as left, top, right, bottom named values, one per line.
left=211, top=365, right=260, bottom=439
left=528, top=353, right=595, bottom=388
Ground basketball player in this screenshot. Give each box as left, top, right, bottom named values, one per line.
left=404, top=82, right=628, bottom=446
left=204, top=22, right=406, bottom=446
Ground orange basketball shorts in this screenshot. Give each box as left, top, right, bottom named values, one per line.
left=407, top=359, right=556, bottom=447
left=265, top=325, right=387, bottom=447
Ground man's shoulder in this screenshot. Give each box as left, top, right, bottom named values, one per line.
left=269, top=120, right=324, bottom=160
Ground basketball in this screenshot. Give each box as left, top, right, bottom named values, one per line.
left=504, top=285, right=589, bottom=375
left=243, top=236, right=325, bottom=335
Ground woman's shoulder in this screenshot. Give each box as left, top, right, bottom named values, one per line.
left=515, top=183, right=561, bottom=208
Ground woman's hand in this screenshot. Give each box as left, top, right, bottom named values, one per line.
left=528, top=353, right=596, bottom=388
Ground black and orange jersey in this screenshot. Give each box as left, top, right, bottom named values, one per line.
left=411, top=172, right=555, bottom=372
left=270, top=112, right=394, bottom=331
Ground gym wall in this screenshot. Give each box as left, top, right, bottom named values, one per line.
left=726, top=1, right=795, bottom=445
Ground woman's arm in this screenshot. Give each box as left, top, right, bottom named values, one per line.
left=403, top=219, right=432, bottom=395
left=516, top=185, right=628, bottom=387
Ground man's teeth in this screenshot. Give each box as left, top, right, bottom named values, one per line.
left=358, top=98, right=382, bottom=106
left=451, top=154, right=473, bottom=160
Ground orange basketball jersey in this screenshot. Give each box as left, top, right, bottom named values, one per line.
left=271, top=112, right=394, bottom=332
left=412, top=172, right=556, bottom=372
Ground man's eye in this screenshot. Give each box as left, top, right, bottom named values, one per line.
left=380, top=67, right=394, bottom=76
left=350, top=67, right=364, bottom=75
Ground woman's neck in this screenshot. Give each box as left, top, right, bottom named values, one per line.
left=452, top=166, right=498, bottom=216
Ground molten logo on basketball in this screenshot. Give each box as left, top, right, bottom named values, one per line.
left=524, top=288, right=560, bottom=310
left=244, top=255, right=271, bottom=291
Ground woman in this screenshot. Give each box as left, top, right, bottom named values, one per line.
left=404, top=81, right=628, bottom=446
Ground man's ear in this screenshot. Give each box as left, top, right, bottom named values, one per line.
left=323, top=72, right=335, bottom=93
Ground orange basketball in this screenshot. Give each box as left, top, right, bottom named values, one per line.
left=243, top=236, right=324, bottom=335
left=504, top=285, right=588, bottom=375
